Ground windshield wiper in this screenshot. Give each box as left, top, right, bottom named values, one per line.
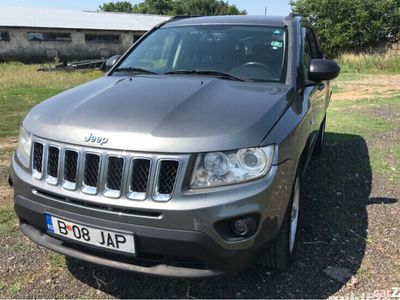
left=164, top=70, right=246, bottom=82
left=113, top=67, right=158, bottom=75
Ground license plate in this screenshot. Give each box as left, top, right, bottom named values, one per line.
left=45, top=214, right=135, bottom=254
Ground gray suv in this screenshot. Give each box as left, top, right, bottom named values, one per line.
left=10, top=15, right=340, bottom=278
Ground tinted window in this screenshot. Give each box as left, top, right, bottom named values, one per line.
left=0, top=32, right=10, bottom=41
left=302, top=28, right=313, bottom=79
left=85, top=34, right=120, bottom=43
left=307, top=30, right=322, bottom=59
left=117, top=25, right=287, bottom=82
left=27, top=32, right=71, bottom=41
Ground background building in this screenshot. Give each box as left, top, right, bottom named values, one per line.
left=0, top=6, right=169, bottom=62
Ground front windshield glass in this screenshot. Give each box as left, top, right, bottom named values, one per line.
left=114, top=25, right=287, bottom=83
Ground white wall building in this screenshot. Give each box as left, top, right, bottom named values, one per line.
left=0, top=6, right=169, bottom=62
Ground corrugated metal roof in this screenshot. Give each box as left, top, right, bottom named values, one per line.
left=0, top=6, right=170, bottom=31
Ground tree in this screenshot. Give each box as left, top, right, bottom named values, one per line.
left=291, top=0, right=400, bottom=57
left=99, top=1, right=134, bottom=12
left=99, top=0, right=246, bottom=16
left=172, top=0, right=246, bottom=16
left=133, top=0, right=174, bottom=14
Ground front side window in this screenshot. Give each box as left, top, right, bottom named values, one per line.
left=302, top=29, right=313, bottom=79
left=115, top=25, right=287, bottom=82
left=302, top=27, right=322, bottom=80
left=27, top=32, right=71, bottom=42
left=0, top=32, right=10, bottom=41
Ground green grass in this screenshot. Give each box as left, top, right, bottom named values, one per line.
left=331, top=85, right=345, bottom=93
left=0, top=205, right=19, bottom=236
left=336, top=72, right=368, bottom=81
left=0, top=88, right=64, bottom=138
left=357, top=268, right=374, bottom=279
left=47, top=252, right=67, bottom=272
left=370, top=145, right=400, bottom=182
left=337, top=54, right=400, bottom=74
left=8, top=275, right=32, bottom=297
left=9, top=281, right=22, bottom=297
left=0, top=62, right=102, bottom=90
left=0, top=63, right=102, bottom=139
left=330, top=95, right=400, bottom=110
left=328, top=110, right=394, bottom=136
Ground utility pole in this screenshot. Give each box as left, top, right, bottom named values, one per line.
left=265, top=6, right=268, bottom=15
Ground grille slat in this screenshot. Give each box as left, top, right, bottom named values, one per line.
left=128, top=159, right=150, bottom=200
left=46, top=146, right=60, bottom=184
left=47, top=147, right=59, bottom=178
left=32, top=140, right=180, bottom=201
left=83, top=154, right=100, bottom=194
left=156, top=161, right=179, bottom=200
left=105, top=157, right=124, bottom=196
left=33, top=142, right=44, bottom=175
left=130, top=159, right=150, bottom=193
left=64, top=150, right=78, bottom=183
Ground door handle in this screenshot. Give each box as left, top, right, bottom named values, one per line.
left=318, top=82, right=326, bottom=91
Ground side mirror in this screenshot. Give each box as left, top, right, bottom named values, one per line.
left=104, top=55, right=121, bottom=71
left=308, top=59, right=340, bottom=82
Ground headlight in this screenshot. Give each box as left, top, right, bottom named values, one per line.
left=16, top=127, right=32, bottom=168
left=190, top=145, right=275, bottom=188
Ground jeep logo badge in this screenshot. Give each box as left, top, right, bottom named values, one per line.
left=84, top=133, right=108, bottom=145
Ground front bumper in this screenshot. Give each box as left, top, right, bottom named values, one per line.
left=11, top=154, right=296, bottom=277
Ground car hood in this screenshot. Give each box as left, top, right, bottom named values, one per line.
left=24, top=75, right=292, bottom=153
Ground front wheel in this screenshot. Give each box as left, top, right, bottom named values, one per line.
left=265, top=175, right=301, bottom=270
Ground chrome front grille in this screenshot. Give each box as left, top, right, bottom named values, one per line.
left=32, top=140, right=181, bottom=202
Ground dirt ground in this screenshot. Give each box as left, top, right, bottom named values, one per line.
left=333, top=74, right=400, bottom=101
left=0, top=74, right=399, bottom=298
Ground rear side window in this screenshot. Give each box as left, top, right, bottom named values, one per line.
left=0, top=32, right=10, bottom=41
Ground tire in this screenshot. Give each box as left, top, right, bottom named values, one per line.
left=313, top=116, right=326, bottom=155
left=265, top=175, right=301, bottom=270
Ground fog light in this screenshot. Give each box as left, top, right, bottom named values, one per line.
left=214, top=213, right=259, bottom=240
left=233, top=219, right=249, bottom=236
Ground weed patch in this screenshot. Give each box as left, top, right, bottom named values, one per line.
left=0, top=205, right=19, bottom=236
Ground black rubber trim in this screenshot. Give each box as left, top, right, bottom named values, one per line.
left=14, top=195, right=265, bottom=275
left=20, top=223, right=223, bottom=278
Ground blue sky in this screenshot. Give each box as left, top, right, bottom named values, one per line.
left=0, top=0, right=292, bottom=15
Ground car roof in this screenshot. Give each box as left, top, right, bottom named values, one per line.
left=162, top=15, right=291, bottom=28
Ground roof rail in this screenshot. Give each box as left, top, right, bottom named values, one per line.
left=156, top=15, right=200, bottom=28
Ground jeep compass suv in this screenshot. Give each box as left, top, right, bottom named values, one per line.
left=10, top=15, right=339, bottom=278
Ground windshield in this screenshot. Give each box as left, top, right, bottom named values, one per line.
left=114, top=25, right=287, bottom=82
